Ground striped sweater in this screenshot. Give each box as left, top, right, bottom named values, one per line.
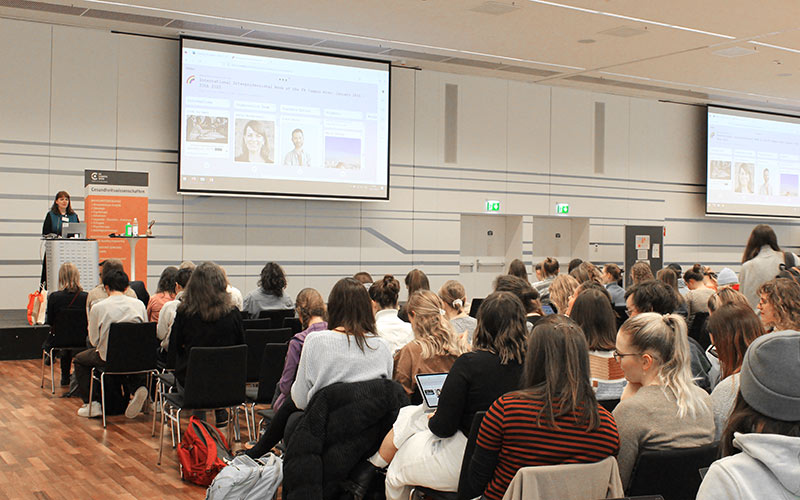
left=471, top=394, right=620, bottom=500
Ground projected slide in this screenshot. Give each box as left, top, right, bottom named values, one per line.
left=707, top=106, right=800, bottom=217
left=179, top=38, right=390, bottom=200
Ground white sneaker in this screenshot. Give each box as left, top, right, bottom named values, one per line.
left=77, top=401, right=102, bottom=418
left=125, top=386, right=148, bottom=418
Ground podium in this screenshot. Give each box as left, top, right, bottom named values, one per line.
left=44, top=238, right=99, bottom=291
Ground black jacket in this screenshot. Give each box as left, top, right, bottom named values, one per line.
left=282, top=378, right=409, bottom=500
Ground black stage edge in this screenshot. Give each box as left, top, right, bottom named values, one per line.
left=0, top=310, right=48, bottom=360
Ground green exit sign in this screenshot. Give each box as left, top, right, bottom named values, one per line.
left=486, top=200, right=501, bottom=212
left=556, top=202, right=570, bottom=215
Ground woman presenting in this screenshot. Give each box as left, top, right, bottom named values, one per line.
left=41, top=191, right=80, bottom=286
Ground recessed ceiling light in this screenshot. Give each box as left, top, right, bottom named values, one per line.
left=712, top=47, right=756, bottom=58
left=599, top=26, right=648, bottom=38
left=778, top=73, right=792, bottom=77
left=578, top=39, right=596, bottom=44
left=469, top=1, right=520, bottom=15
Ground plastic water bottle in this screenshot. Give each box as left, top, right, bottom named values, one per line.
left=132, top=218, right=139, bottom=236
left=125, top=221, right=132, bottom=237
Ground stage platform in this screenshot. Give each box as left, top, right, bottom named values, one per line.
left=0, top=309, right=48, bottom=360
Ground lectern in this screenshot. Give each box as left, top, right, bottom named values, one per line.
left=44, top=238, right=99, bottom=290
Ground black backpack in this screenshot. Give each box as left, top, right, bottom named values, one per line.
left=777, top=252, right=800, bottom=283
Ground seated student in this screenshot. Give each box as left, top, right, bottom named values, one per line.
left=570, top=261, right=602, bottom=285
left=506, top=259, right=529, bottom=284
left=44, top=262, right=88, bottom=386
left=243, top=262, right=293, bottom=318
left=613, top=313, right=715, bottom=488
left=246, top=277, right=393, bottom=459
left=469, top=315, right=620, bottom=500
left=533, top=262, right=543, bottom=282
left=532, top=257, right=559, bottom=301
left=439, top=280, right=477, bottom=343
left=393, top=290, right=468, bottom=399
left=696, top=330, right=800, bottom=500
left=494, top=274, right=545, bottom=329
left=564, top=280, right=610, bottom=316
left=372, top=291, right=527, bottom=500
left=629, top=261, right=655, bottom=286
left=756, top=277, right=800, bottom=333
left=73, top=269, right=147, bottom=418
left=684, top=264, right=716, bottom=323
left=398, top=269, right=430, bottom=323
left=602, top=263, right=626, bottom=307
left=707, top=304, right=766, bottom=440
left=370, top=274, right=414, bottom=353
left=146, top=266, right=177, bottom=322
left=156, top=266, right=193, bottom=351
left=568, top=258, right=584, bottom=274
left=656, top=267, right=688, bottom=318
left=569, top=288, right=626, bottom=401
left=85, top=259, right=137, bottom=316
left=549, top=274, right=579, bottom=315
left=353, top=271, right=373, bottom=288
left=707, top=286, right=749, bottom=314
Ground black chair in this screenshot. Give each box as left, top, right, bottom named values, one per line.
left=157, top=344, right=248, bottom=468
left=599, top=398, right=621, bottom=413
left=626, top=442, right=719, bottom=500
left=468, top=298, right=484, bottom=318
left=41, top=307, right=88, bottom=394
left=243, top=318, right=271, bottom=331
left=248, top=342, right=289, bottom=435
left=88, top=322, right=159, bottom=428
left=257, top=309, right=296, bottom=329
left=283, top=317, right=303, bottom=334
left=689, top=312, right=711, bottom=350
left=409, top=411, right=487, bottom=500
left=247, top=327, right=293, bottom=345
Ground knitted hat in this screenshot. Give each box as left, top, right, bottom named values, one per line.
left=717, top=268, right=738, bottom=286
left=740, top=330, right=800, bottom=421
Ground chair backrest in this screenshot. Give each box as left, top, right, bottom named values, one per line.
left=468, top=298, right=484, bottom=318
left=245, top=329, right=271, bottom=382
left=247, top=328, right=293, bottom=345
left=51, top=307, right=88, bottom=348
left=243, top=318, right=271, bottom=331
left=627, top=442, right=719, bottom=500
left=183, top=345, right=248, bottom=409
left=283, top=317, right=303, bottom=334
left=457, top=410, right=487, bottom=499
left=688, top=312, right=711, bottom=350
left=105, top=322, right=158, bottom=373
left=255, top=343, right=290, bottom=403
left=257, top=309, right=296, bottom=329
left=503, top=456, right=624, bottom=500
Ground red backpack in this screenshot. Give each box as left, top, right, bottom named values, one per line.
left=177, top=416, right=233, bottom=486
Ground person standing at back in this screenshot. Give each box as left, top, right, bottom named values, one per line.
left=739, top=224, right=798, bottom=309
left=243, top=262, right=293, bottom=318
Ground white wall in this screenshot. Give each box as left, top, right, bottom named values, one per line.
left=1, top=18, right=797, bottom=307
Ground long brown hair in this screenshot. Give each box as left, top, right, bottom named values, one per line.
left=473, top=291, right=527, bottom=365
left=707, top=286, right=749, bottom=313
left=494, top=274, right=543, bottom=315
left=549, top=274, right=579, bottom=315
left=405, top=269, right=430, bottom=295
left=569, top=288, right=616, bottom=351
left=514, top=315, right=600, bottom=431
left=327, top=277, right=378, bottom=351
left=439, top=280, right=467, bottom=314
left=656, top=268, right=685, bottom=306
left=407, top=290, right=467, bottom=359
left=569, top=262, right=602, bottom=284
left=507, top=259, right=529, bottom=283
left=706, top=304, right=765, bottom=379
left=721, top=393, right=800, bottom=456
left=742, top=224, right=780, bottom=263
left=177, top=261, right=235, bottom=322
left=295, top=288, right=326, bottom=329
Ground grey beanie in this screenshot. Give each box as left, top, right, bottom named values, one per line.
left=740, top=330, right=800, bottom=421
left=717, top=268, right=738, bottom=286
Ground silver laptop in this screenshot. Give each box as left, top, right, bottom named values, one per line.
left=415, top=373, right=448, bottom=413
left=61, top=222, right=87, bottom=238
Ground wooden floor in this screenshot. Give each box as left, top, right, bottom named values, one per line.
left=0, top=359, right=225, bottom=499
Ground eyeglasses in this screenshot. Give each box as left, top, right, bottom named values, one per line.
left=612, top=349, right=642, bottom=363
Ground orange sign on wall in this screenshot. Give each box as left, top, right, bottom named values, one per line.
left=84, top=170, right=149, bottom=282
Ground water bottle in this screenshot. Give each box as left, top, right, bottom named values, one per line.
left=124, top=221, right=131, bottom=237
left=132, top=218, right=139, bottom=236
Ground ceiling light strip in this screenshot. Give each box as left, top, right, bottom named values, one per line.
left=525, top=0, right=735, bottom=39
left=80, top=0, right=583, bottom=70
left=749, top=41, right=800, bottom=54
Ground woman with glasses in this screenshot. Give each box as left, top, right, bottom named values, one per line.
left=756, top=278, right=800, bottom=333
left=612, top=313, right=715, bottom=487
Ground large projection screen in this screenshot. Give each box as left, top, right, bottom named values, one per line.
left=707, top=106, right=800, bottom=218
left=179, top=38, right=390, bottom=201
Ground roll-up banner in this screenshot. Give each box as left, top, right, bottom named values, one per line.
left=84, top=170, right=149, bottom=282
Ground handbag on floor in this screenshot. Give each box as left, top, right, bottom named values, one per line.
left=27, top=286, right=47, bottom=325
left=205, top=452, right=283, bottom=500
left=179, top=416, right=233, bottom=487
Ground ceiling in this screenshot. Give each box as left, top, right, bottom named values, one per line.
left=4, top=0, right=800, bottom=113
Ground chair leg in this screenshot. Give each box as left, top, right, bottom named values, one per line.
left=151, top=378, right=160, bottom=437
left=243, top=404, right=253, bottom=442
left=88, top=367, right=95, bottom=413
left=100, top=372, right=107, bottom=428
left=49, top=349, right=56, bottom=394
left=157, top=401, right=167, bottom=466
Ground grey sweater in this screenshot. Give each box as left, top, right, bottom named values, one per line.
left=740, top=246, right=797, bottom=309
left=613, top=385, right=715, bottom=487
left=290, top=329, right=393, bottom=409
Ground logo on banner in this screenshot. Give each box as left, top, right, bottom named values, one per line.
left=89, top=171, right=109, bottom=182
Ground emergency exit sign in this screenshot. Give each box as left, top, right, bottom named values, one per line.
left=486, top=200, right=501, bottom=212
left=556, top=202, right=570, bottom=215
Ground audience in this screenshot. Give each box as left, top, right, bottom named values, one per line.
left=369, top=274, right=414, bottom=353
left=612, top=313, right=715, bottom=487
left=666, top=263, right=688, bottom=296
left=569, top=288, right=626, bottom=401
left=393, top=290, right=467, bottom=399
left=656, top=267, right=687, bottom=317
left=629, top=261, right=654, bottom=286
left=146, top=266, right=177, bottom=322
left=716, top=267, right=739, bottom=291
left=533, top=262, right=543, bottom=282
left=506, top=259, right=529, bottom=283
left=469, top=315, right=620, bottom=500
left=43, top=262, right=88, bottom=386
left=493, top=274, right=544, bottom=329
left=548, top=274, right=579, bottom=315
left=739, top=224, right=795, bottom=309
left=156, top=267, right=193, bottom=350
left=707, top=286, right=749, bottom=314
left=568, top=258, right=583, bottom=273
left=85, top=259, right=137, bottom=316
left=243, top=262, right=293, bottom=318
left=376, top=291, right=527, bottom=500
left=439, top=279, right=477, bottom=343
left=398, top=269, right=430, bottom=322
left=756, top=277, right=800, bottom=332
left=570, top=261, right=602, bottom=285
left=223, top=266, right=244, bottom=312
left=353, top=271, right=373, bottom=287
left=532, top=257, right=559, bottom=300
left=167, top=262, right=245, bottom=426
left=684, top=264, right=716, bottom=321
left=565, top=280, right=610, bottom=316
left=702, top=266, right=719, bottom=292
left=74, top=269, right=147, bottom=419
left=602, top=263, right=626, bottom=307
left=696, top=331, right=800, bottom=500
left=706, top=304, right=766, bottom=440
